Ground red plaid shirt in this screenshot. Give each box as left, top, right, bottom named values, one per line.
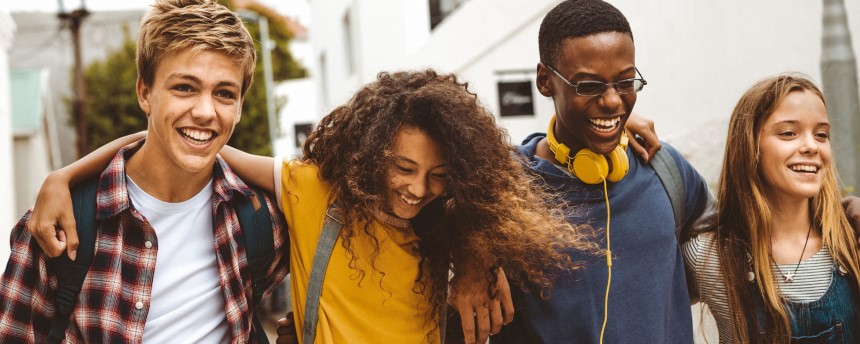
left=0, top=140, right=289, bottom=343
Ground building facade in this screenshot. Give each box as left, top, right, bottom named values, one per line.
left=308, top=0, right=860, bottom=187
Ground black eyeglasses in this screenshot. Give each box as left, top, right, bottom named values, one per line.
left=545, top=64, right=647, bottom=97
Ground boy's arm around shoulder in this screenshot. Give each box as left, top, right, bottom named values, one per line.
left=0, top=212, right=60, bottom=342
left=29, top=132, right=145, bottom=260
left=220, top=145, right=276, bottom=196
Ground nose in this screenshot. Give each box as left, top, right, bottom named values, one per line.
left=799, top=134, right=819, bottom=155
left=406, top=175, right=429, bottom=198
left=192, top=95, right=217, bottom=123
left=598, top=84, right=624, bottom=111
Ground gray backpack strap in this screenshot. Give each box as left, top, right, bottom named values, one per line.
left=302, top=205, right=343, bottom=344
left=650, top=149, right=686, bottom=240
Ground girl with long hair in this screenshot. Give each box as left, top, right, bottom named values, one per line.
left=683, top=74, right=860, bottom=343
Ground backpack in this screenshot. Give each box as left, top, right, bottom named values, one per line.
left=650, top=148, right=686, bottom=240
left=46, top=177, right=275, bottom=344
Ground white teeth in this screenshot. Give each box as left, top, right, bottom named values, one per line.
left=400, top=194, right=421, bottom=205
left=589, top=117, right=622, bottom=132
left=789, top=164, right=818, bottom=173
left=178, top=128, right=214, bottom=143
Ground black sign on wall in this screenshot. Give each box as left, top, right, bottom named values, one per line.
left=294, top=123, right=314, bottom=148
left=497, top=80, right=535, bottom=117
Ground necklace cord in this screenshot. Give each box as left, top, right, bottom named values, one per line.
left=773, top=221, right=814, bottom=281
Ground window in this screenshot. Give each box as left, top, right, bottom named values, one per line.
left=319, top=53, right=329, bottom=107
left=343, top=11, right=355, bottom=75
left=428, top=0, right=469, bottom=29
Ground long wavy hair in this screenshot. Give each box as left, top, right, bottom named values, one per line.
left=716, top=74, right=860, bottom=342
left=303, top=69, right=595, bottom=335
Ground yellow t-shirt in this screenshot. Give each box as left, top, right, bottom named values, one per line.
left=275, top=160, right=438, bottom=344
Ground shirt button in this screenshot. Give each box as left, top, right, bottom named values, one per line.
left=144, top=241, right=153, bottom=249
left=135, top=301, right=144, bottom=310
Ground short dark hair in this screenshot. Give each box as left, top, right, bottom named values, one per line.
left=538, top=0, right=632, bottom=67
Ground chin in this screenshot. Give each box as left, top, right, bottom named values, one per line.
left=393, top=209, right=419, bottom=220
left=176, top=155, right=218, bottom=173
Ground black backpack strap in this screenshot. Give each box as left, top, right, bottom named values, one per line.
left=233, top=188, right=274, bottom=344
left=650, top=149, right=686, bottom=241
left=47, top=178, right=100, bottom=344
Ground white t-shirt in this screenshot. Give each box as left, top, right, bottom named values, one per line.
left=127, top=176, right=229, bottom=343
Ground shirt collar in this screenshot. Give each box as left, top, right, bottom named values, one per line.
left=95, top=139, right=254, bottom=219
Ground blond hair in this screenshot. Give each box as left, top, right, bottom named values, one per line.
left=136, top=0, right=256, bottom=96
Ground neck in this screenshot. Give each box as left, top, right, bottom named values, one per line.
left=768, top=197, right=822, bottom=265
left=536, top=138, right=561, bottom=165
left=126, top=141, right=214, bottom=203
left=373, top=208, right=411, bottom=229
left=769, top=198, right=812, bottom=238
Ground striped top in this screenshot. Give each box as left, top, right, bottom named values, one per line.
left=682, top=232, right=834, bottom=343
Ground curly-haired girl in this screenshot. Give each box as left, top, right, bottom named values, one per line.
left=226, top=70, right=598, bottom=343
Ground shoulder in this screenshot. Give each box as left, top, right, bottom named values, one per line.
left=279, top=159, right=326, bottom=191
left=515, top=133, right=544, bottom=159
left=655, top=143, right=700, bottom=176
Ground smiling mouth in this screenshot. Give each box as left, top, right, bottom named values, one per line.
left=588, top=116, right=622, bottom=133
left=789, top=164, right=819, bottom=174
left=178, top=128, right=216, bottom=145
left=399, top=193, right=423, bottom=206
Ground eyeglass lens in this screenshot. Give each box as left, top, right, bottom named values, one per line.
left=576, top=80, right=644, bottom=96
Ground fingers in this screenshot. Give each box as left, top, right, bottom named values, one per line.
left=59, top=216, right=79, bottom=261
left=647, top=140, right=663, bottom=162
left=474, top=303, right=491, bottom=344
left=496, top=269, right=514, bottom=324
left=276, top=312, right=295, bottom=333
left=275, top=312, right=298, bottom=344
left=459, top=304, right=477, bottom=344
left=488, top=298, right=503, bottom=335
left=28, top=223, right=65, bottom=258
left=626, top=129, right=650, bottom=163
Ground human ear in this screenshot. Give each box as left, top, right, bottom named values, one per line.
left=536, top=63, right=554, bottom=97
left=136, top=77, right=151, bottom=115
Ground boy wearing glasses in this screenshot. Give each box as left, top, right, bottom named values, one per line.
left=492, top=0, right=711, bottom=342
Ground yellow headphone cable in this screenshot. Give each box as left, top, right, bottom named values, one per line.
left=598, top=178, right=611, bottom=344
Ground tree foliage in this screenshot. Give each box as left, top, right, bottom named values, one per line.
left=79, top=5, right=306, bottom=156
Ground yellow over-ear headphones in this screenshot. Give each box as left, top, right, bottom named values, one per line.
left=545, top=116, right=629, bottom=184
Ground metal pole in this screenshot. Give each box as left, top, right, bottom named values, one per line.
left=259, top=15, right=278, bottom=151
left=821, top=0, right=860, bottom=195
left=58, top=3, right=90, bottom=157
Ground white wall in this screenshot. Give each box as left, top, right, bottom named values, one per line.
left=13, top=133, right=53, bottom=221
left=0, top=11, right=16, bottom=262
left=310, top=0, right=860, bottom=186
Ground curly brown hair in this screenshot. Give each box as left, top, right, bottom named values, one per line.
left=303, top=69, right=595, bottom=333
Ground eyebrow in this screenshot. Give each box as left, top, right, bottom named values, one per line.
left=770, top=120, right=830, bottom=127
left=571, top=67, right=636, bottom=81
left=393, top=156, right=448, bottom=169
left=167, top=73, right=241, bottom=89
